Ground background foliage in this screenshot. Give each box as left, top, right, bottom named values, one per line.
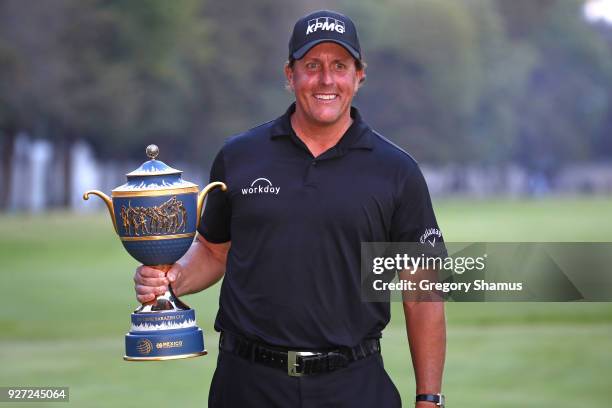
left=2, top=1, right=612, bottom=207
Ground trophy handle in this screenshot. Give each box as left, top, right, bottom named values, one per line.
left=196, top=181, right=227, bottom=229
left=83, top=190, right=118, bottom=234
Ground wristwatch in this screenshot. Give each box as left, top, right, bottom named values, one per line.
left=415, top=393, right=445, bottom=407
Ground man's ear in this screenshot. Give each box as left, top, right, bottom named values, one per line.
left=355, top=69, right=366, bottom=91
left=284, top=63, right=294, bottom=91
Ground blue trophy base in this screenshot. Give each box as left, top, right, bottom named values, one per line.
left=124, top=309, right=206, bottom=361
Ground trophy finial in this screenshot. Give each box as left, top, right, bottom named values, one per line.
left=146, top=144, right=159, bottom=160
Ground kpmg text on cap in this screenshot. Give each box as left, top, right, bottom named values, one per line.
left=306, top=17, right=345, bottom=35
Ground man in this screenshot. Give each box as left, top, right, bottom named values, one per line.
left=135, top=10, right=445, bottom=407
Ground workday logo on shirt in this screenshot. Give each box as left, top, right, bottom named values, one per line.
left=241, top=178, right=280, bottom=195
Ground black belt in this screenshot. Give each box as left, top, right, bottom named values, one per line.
left=219, top=332, right=381, bottom=376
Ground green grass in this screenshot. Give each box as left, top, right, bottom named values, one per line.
left=1, top=196, right=611, bottom=407
left=436, top=195, right=612, bottom=241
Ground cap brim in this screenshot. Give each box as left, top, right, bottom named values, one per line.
left=292, top=39, right=360, bottom=61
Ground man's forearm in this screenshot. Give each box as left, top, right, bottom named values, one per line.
left=172, top=235, right=229, bottom=297
left=403, top=300, right=446, bottom=394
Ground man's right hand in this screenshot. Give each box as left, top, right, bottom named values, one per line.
left=133, top=265, right=179, bottom=304
left=132, top=235, right=229, bottom=304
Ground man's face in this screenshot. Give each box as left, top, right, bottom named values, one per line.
left=285, top=42, right=364, bottom=126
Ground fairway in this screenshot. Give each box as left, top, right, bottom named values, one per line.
left=1, top=196, right=611, bottom=407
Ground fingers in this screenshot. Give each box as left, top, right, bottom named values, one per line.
left=134, top=274, right=168, bottom=287
left=134, top=282, right=167, bottom=295
left=135, top=289, right=156, bottom=304
left=136, top=265, right=169, bottom=279
left=167, top=264, right=181, bottom=283
left=134, top=283, right=167, bottom=303
left=134, top=265, right=170, bottom=303
left=135, top=283, right=167, bottom=302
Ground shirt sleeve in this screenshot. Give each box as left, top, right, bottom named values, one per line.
left=389, top=165, right=446, bottom=257
left=197, top=149, right=231, bottom=243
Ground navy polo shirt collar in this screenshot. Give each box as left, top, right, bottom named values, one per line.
left=269, top=103, right=374, bottom=151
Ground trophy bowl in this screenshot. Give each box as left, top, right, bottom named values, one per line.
left=83, top=144, right=226, bottom=361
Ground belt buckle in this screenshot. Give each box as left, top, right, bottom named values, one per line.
left=287, top=351, right=316, bottom=377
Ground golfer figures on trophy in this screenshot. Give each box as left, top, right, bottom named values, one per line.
left=83, top=144, right=226, bottom=361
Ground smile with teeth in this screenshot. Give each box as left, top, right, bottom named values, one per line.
left=314, top=94, right=338, bottom=100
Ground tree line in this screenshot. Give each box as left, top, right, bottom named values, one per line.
left=1, top=0, right=612, bottom=209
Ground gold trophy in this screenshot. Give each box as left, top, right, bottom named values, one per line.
left=84, top=144, right=226, bottom=360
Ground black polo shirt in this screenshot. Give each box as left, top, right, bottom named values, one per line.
left=198, top=103, right=443, bottom=349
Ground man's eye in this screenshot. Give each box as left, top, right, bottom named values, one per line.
left=306, top=62, right=319, bottom=69
left=336, top=63, right=346, bottom=69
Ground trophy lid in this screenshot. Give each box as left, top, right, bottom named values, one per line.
left=112, top=145, right=197, bottom=193
left=125, top=144, right=182, bottom=177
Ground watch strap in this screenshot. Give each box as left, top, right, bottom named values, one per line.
left=415, top=393, right=445, bottom=406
